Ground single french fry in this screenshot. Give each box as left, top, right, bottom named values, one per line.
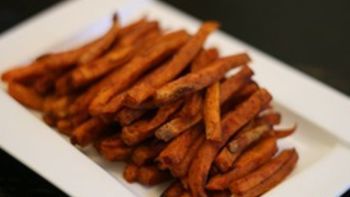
left=119, top=17, right=147, bottom=38
left=114, top=108, right=147, bottom=126
left=257, top=112, right=281, bottom=126
left=170, top=134, right=205, bottom=177
left=238, top=149, right=298, bottom=197
left=8, top=82, right=44, bottom=110
left=118, top=21, right=159, bottom=47
left=154, top=53, right=251, bottom=104
left=78, top=14, right=121, bottom=64
left=132, top=141, right=166, bottom=166
left=157, top=125, right=201, bottom=170
left=162, top=181, right=185, bottom=197
left=70, top=118, right=108, bottom=147
left=273, top=124, right=297, bottom=139
left=122, top=100, right=183, bottom=145
left=230, top=149, right=297, bottom=194
left=191, top=48, right=219, bottom=72
left=228, top=124, right=271, bottom=153
left=204, top=82, right=221, bottom=141
left=188, top=89, right=272, bottom=196
left=123, top=162, right=139, bottom=183
left=96, top=134, right=133, bottom=161
left=56, top=119, right=74, bottom=136
left=214, top=147, right=240, bottom=173
left=124, top=22, right=219, bottom=106
left=137, top=165, right=171, bottom=186
left=43, top=95, right=73, bottom=119
left=206, top=136, right=278, bottom=191
left=89, top=30, right=190, bottom=115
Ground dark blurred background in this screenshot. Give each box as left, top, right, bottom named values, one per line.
left=0, top=0, right=349, bottom=196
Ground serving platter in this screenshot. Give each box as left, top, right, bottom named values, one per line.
left=0, top=0, right=350, bottom=196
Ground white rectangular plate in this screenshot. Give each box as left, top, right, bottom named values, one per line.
left=1, top=0, right=350, bottom=196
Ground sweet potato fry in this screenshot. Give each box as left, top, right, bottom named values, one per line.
left=42, top=113, right=57, bottom=127
left=188, top=89, right=272, bottom=196
left=237, top=149, right=298, bottom=197
left=78, top=14, right=121, bottom=64
left=70, top=118, right=108, bottom=147
left=137, top=165, right=171, bottom=186
left=155, top=95, right=202, bottom=141
left=273, top=124, right=297, bottom=139
left=119, top=17, right=147, bottom=38
left=228, top=124, right=271, bottom=153
left=123, top=162, right=139, bottom=183
left=56, top=119, right=74, bottom=136
left=191, top=48, right=219, bottom=72
left=8, top=82, right=44, bottom=110
left=32, top=71, right=61, bottom=95
left=230, top=149, right=296, bottom=194
left=43, top=95, right=73, bottom=119
left=157, top=125, right=201, bottom=170
left=220, top=66, right=254, bottom=104
left=114, top=108, right=147, bottom=126
left=170, top=134, right=205, bottom=177
left=122, top=100, right=183, bottom=145
left=206, top=136, right=278, bottom=191
left=162, top=181, right=185, bottom=197
left=124, top=22, right=219, bottom=106
left=89, top=30, right=190, bottom=115
left=214, top=147, right=240, bottom=173
left=257, top=112, right=281, bottom=126
left=96, top=134, right=133, bottom=161
left=132, top=141, right=166, bottom=166
left=204, top=82, right=221, bottom=141
left=154, top=53, right=251, bottom=104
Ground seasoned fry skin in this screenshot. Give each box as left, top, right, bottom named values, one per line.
left=162, top=181, right=185, bottom=197
left=8, top=82, right=44, bottom=110
left=154, top=53, right=251, bottom=104
left=204, top=82, right=222, bottom=141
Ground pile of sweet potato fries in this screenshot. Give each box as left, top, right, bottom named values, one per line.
left=1, top=14, right=298, bottom=197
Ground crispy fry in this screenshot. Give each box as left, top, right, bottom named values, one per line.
left=78, top=14, right=121, bottom=64
left=229, top=124, right=271, bottom=153
left=123, top=162, right=139, bottom=183
left=56, top=119, right=74, bottom=135
left=154, top=53, right=250, bottom=104
left=43, top=96, right=73, bottom=119
left=273, top=124, right=297, bottom=139
left=230, top=149, right=296, bottom=194
left=96, top=134, right=133, bottom=161
left=215, top=147, right=240, bottom=173
left=238, top=149, right=298, bottom=197
left=114, top=108, right=147, bottom=125
left=122, top=100, right=183, bottom=145
left=89, top=30, right=190, bottom=115
left=207, top=136, right=278, bottom=190
left=119, top=17, right=147, bottom=37
left=220, top=66, right=254, bottom=104
left=188, top=89, right=272, bottom=196
left=137, top=165, right=170, bottom=186
left=8, top=82, right=44, bottom=110
left=191, top=48, right=219, bottom=72
left=42, top=113, right=57, bottom=127
left=162, top=181, right=185, bottom=197
left=155, top=95, right=202, bottom=141
left=70, top=118, right=108, bottom=147
left=119, top=21, right=159, bottom=47
left=170, top=134, right=205, bottom=177
left=204, top=82, right=221, bottom=141
left=132, top=141, right=166, bottom=166
left=257, top=112, right=281, bottom=126
left=124, top=22, right=219, bottom=107
left=32, top=71, right=61, bottom=95
left=157, top=125, right=201, bottom=170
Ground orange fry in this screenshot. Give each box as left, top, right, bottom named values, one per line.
left=154, top=53, right=251, bottom=104
left=237, top=149, right=298, bottom=197
left=114, top=108, right=147, bottom=126
left=204, top=82, right=221, bottom=141
left=273, top=124, right=297, bottom=138
left=137, top=165, right=170, bottom=186
left=124, top=22, right=219, bottom=107
left=214, top=147, right=240, bottom=173
left=188, top=89, right=272, bottom=196
left=8, top=82, right=44, bottom=110
left=96, top=134, right=133, bottom=161
left=132, top=141, right=166, bottom=166
left=89, top=30, right=190, bottom=115
left=157, top=125, right=201, bottom=170
left=122, top=100, right=183, bottom=145
left=123, top=162, right=139, bottom=183
left=162, top=181, right=185, bottom=197
left=70, top=118, right=108, bottom=147
left=207, top=136, right=278, bottom=191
